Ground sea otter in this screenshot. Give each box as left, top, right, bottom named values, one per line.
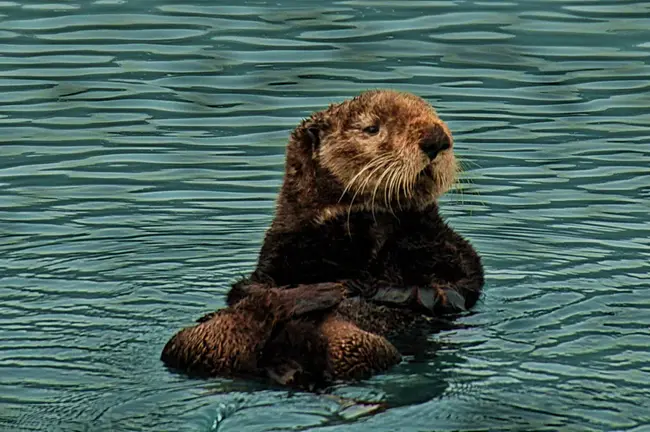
left=161, top=89, right=484, bottom=389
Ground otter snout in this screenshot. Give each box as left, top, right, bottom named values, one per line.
left=420, top=125, right=451, bottom=160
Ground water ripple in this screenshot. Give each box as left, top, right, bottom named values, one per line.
left=1, top=0, right=649, bottom=431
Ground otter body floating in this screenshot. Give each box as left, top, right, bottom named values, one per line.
left=161, top=90, right=484, bottom=390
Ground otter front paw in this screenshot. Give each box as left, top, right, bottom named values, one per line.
left=341, top=279, right=379, bottom=298
left=289, top=282, right=347, bottom=316
left=417, top=284, right=466, bottom=314
left=369, top=285, right=415, bottom=305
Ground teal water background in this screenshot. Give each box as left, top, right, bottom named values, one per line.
left=1, top=1, right=649, bottom=431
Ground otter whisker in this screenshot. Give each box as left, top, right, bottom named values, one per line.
left=340, top=154, right=394, bottom=201
left=451, top=162, right=467, bottom=206
left=452, top=164, right=486, bottom=210
left=342, top=161, right=383, bottom=232
left=345, top=155, right=393, bottom=231
left=404, top=160, right=418, bottom=202
left=404, top=160, right=418, bottom=205
left=407, top=158, right=420, bottom=200
left=394, top=160, right=408, bottom=211
left=387, top=163, right=399, bottom=211
left=339, top=155, right=392, bottom=205
left=339, top=160, right=375, bottom=202
left=360, top=158, right=393, bottom=221
left=371, top=159, right=396, bottom=219
left=385, top=161, right=400, bottom=214
left=348, top=160, right=392, bottom=230
left=398, top=168, right=410, bottom=211
left=388, top=160, right=405, bottom=212
left=383, top=160, right=395, bottom=212
left=393, top=159, right=410, bottom=211
left=348, top=155, right=394, bottom=202
left=394, top=170, right=403, bottom=211
left=458, top=157, right=481, bottom=170
left=433, top=157, right=457, bottom=199
left=402, top=158, right=418, bottom=205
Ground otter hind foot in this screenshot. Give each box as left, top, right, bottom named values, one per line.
left=161, top=283, right=348, bottom=379
left=161, top=309, right=265, bottom=377
left=320, top=316, right=402, bottom=381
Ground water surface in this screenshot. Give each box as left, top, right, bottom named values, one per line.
left=1, top=1, right=649, bottom=431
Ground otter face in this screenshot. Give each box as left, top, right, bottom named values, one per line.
left=315, top=90, right=458, bottom=212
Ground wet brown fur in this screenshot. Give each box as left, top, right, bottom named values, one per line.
left=161, top=90, right=484, bottom=390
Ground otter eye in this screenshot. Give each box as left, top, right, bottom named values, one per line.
left=363, top=125, right=380, bottom=135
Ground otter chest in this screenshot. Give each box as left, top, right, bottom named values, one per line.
left=254, top=212, right=445, bottom=286
left=254, top=214, right=397, bottom=286
left=304, top=215, right=394, bottom=283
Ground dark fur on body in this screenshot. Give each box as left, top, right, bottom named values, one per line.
left=161, top=90, right=484, bottom=390
left=240, top=204, right=483, bottom=315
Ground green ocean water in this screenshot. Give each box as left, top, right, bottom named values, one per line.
left=1, top=1, right=649, bottom=431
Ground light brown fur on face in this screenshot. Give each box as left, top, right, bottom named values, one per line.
left=277, top=90, right=459, bottom=226
left=316, top=90, right=458, bottom=217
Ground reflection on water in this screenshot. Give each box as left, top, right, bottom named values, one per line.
left=1, top=1, right=649, bottom=431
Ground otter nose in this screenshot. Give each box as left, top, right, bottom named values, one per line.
left=420, top=125, right=451, bottom=160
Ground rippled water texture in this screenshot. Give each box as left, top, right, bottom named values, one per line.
left=1, top=1, right=649, bottom=431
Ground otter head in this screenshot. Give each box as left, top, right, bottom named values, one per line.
left=281, top=89, right=458, bottom=222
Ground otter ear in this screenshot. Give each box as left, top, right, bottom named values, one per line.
left=291, top=109, right=332, bottom=157
left=294, top=116, right=327, bottom=155
left=306, top=126, right=321, bottom=151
